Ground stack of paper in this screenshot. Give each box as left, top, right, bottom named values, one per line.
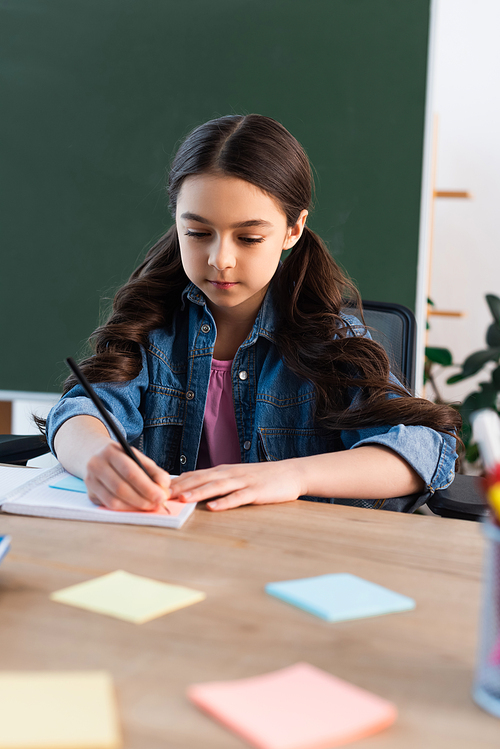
left=0, top=464, right=39, bottom=494
left=0, top=465, right=195, bottom=529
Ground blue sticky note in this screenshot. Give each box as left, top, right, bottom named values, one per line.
left=49, top=475, right=88, bottom=493
left=265, top=573, right=415, bottom=622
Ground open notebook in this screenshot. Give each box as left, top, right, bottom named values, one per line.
left=0, top=464, right=196, bottom=529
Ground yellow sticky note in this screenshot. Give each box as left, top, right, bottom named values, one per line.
left=50, top=570, right=206, bottom=624
left=0, top=670, right=121, bottom=749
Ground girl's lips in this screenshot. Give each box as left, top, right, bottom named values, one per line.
left=209, top=281, right=238, bottom=289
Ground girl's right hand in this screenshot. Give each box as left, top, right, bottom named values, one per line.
left=84, top=442, right=171, bottom=512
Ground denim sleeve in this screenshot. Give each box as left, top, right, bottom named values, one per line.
left=45, top=348, right=149, bottom=456
left=341, top=424, right=457, bottom=493
left=339, top=313, right=457, bottom=493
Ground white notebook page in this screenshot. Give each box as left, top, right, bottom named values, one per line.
left=0, top=465, right=42, bottom=496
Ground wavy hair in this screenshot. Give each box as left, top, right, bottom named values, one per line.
left=46, top=114, right=460, bottom=439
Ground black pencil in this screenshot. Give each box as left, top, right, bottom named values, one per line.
left=66, top=357, right=170, bottom=513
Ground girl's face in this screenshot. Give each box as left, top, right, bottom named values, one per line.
left=176, top=173, right=307, bottom=323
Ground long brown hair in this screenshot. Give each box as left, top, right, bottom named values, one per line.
left=53, top=114, right=460, bottom=437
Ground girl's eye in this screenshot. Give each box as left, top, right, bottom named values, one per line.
left=184, top=231, right=264, bottom=244
left=185, top=230, right=210, bottom=239
left=240, top=237, right=264, bottom=244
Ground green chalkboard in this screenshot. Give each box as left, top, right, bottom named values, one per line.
left=0, top=0, right=430, bottom=393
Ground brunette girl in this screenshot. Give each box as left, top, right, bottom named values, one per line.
left=45, top=114, right=460, bottom=513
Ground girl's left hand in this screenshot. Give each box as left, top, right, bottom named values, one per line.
left=169, top=459, right=303, bottom=511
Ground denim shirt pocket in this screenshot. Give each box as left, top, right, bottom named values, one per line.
left=143, top=384, right=185, bottom=425
left=142, top=384, right=186, bottom=471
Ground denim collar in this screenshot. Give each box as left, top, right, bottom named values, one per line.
left=181, top=280, right=278, bottom=345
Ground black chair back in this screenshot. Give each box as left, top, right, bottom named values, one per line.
left=343, top=300, right=417, bottom=390
left=0, top=434, right=49, bottom=466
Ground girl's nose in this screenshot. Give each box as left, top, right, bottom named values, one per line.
left=208, top=238, right=236, bottom=270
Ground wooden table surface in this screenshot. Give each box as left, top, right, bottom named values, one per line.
left=0, top=501, right=498, bottom=748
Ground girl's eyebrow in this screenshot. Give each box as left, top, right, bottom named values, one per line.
left=180, top=212, right=273, bottom=229
left=234, top=219, right=273, bottom=229
left=180, top=212, right=210, bottom=223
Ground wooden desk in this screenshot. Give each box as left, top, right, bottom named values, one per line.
left=0, top=502, right=497, bottom=748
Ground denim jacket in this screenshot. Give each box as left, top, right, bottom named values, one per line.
left=46, top=282, right=457, bottom=512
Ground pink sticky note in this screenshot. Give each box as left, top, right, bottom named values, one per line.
left=144, top=500, right=187, bottom=518
left=187, top=662, right=397, bottom=749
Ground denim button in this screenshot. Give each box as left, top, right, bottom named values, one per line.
left=186, top=390, right=195, bottom=400
left=243, top=440, right=251, bottom=450
left=180, top=454, right=187, bottom=465
left=201, top=324, right=211, bottom=333
left=238, top=370, right=248, bottom=381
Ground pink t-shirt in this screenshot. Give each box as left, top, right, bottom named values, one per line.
left=196, top=358, right=241, bottom=469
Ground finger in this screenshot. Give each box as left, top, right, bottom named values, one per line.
left=133, top=449, right=171, bottom=493
left=86, top=457, right=159, bottom=511
left=170, top=468, right=212, bottom=490
left=207, top=488, right=296, bottom=511
left=102, top=468, right=160, bottom=510
left=207, top=489, right=256, bottom=511
left=105, top=447, right=168, bottom=506
left=169, top=471, right=207, bottom=499
left=170, top=467, right=235, bottom=497
left=87, top=476, right=142, bottom=512
left=86, top=488, right=104, bottom=507
left=170, top=465, right=236, bottom=485
left=171, top=477, right=246, bottom=503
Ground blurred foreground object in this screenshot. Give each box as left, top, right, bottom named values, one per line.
left=470, top=408, right=500, bottom=717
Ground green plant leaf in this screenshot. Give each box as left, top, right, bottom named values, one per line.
left=465, top=442, right=480, bottom=464
left=425, top=347, right=453, bottom=366
left=492, top=365, right=500, bottom=388
left=486, top=322, right=500, bottom=348
left=460, top=393, right=482, bottom=422
left=460, top=382, right=497, bottom=426
left=460, top=385, right=498, bottom=422
left=447, top=348, right=500, bottom=383
left=479, top=380, right=497, bottom=398
left=427, top=298, right=435, bottom=306
left=460, top=420, right=472, bottom=446
left=486, top=294, right=500, bottom=325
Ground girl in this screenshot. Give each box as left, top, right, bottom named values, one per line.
left=45, top=114, right=461, bottom=513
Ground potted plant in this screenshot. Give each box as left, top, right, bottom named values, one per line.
left=425, top=295, right=500, bottom=468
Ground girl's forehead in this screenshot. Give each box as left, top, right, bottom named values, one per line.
left=176, top=173, right=287, bottom=223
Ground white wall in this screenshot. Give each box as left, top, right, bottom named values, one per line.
left=428, top=0, right=500, bottom=404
